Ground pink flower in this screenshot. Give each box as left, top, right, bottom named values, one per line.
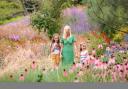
left=112, top=72, right=116, bottom=82
left=116, top=64, right=123, bottom=71
left=102, top=62, right=108, bottom=69
left=77, top=70, right=83, bottom=77
left=76, top=63, right=82, bottom=68
left=19, top=74, right=24, bottom=81
left=92, top=50, right=96, bottom=55
left=63, top=69, right=68, bottom=77
left=98, top=62, right=104, bottom=69
left=108, top=58, right=115, bottom=65
left=31, top=61, right=37, bottom=69
left=69, top=69, right=74, bottom=73
left=98, top=44, right=103, bottom=49
left=94, top=59, right=100, bottom=65
left=90, top=59, right=95, bottom=64
left=112, top=45, right=116, bottom=49
left=72, top=63, right=77, bottom=70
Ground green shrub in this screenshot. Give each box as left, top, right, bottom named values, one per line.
left=85, top=32, right=107, bottom=56
left=113, top=27, right=128, bottom=42
left=31, top=0, right=74, bottom=38
left=0, top=0, right=23, bottom=24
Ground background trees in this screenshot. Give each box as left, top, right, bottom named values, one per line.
left=81, top=0, right=128, bottom=40
left=31, top=0, right=74, bottom=38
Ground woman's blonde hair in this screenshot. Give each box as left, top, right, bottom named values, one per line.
left=63, top=25, right=72, bottom=39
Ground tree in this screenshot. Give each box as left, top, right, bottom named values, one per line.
left=82, top=0, right=128, bottom=38
left=31, top=0, right=74, bottom=38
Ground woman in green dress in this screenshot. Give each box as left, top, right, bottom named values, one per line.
left=60, top=25, right=78, bottom=68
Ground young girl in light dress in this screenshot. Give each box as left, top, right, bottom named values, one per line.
left=50, top=33, right=61, bottom=69
left=79, top=42, right=89, bottom=64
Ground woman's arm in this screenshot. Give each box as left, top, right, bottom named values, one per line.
left=60, top=43, right=63, bottom=58
left=74, top=41, right=79, bottom=58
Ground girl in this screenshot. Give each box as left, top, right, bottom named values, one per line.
left=50, top=33, right=61, bottom=69
left=105, top=46, right=112, bottom=57
left=108, top=55, right=115, bottom=66
left=80, top=42, right=89, bottom=64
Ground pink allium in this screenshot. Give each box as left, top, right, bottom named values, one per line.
left=98, top=44, right=103, bottom=49
left=19, top=74, right=24, bottom=81
left=98, top=63, right=104, bottom=69
left=112, top=45, right=116, bottom=49
left=90, top=59, right=95, bottom=64
left=72, top=63, right=77, bottom=70
left=69, top=69, right=74, bottom=73
left=77, top=71, right=83, bottom=77
left=76, top=63, right=82, bottom=68
left=94, top=59, right=100, bottom=65
left=108, top=58, right=115, bottom=65
left=31, top=61, right=37, bottom=69
left=63, top=69, right=68, bottom=77
left=112, top=72, right=116, bottom=82
left=92, top=50, right=96, bottom=55
left=102, top=62, right=108, bottom=69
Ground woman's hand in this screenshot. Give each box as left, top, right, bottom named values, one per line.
left=60, top=54, right=63, bottom=59
left=75, top=54, right=79, bottom=63
left=75, top=53, right=79, bottom=58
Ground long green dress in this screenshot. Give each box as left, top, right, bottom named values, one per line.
left=60, top=35, right=76, bottom=67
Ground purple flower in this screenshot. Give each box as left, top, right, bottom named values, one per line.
left=9, top=34, right=20, bottom=41
left=62, top=7, right=91, bottom=34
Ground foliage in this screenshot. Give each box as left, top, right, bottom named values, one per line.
left=115, top=52, right=128, bottom=64
left=0, top=16, right=23, bottom=25
left=0, top=66, right=107, bottom=82
left=84, top=32, right=107, bottom=56
left=113, top=27, right=128, bottom=42
left=0, top=0, right=23, bottom=24
left=81, top=0, right=128, bottom=38
left=31, top=0, right=74, bottom=38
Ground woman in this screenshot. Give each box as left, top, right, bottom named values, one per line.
left=60, top=25, right=77, bottom=67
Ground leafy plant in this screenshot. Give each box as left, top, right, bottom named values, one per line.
left=82, top=0, right=128, bottom=39
left=0, top=0, right=23, bottom=24
left=31, top=0, right=74, bottom=38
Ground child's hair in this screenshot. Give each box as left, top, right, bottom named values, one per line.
left=111, top=55, right=114, bottom=58
left=92, top=48, right=95, bottom=50
left=50, top=33, right=61, bottom=50
left=80, top=42, right=86, bottom=52
left=51, top=33, right=60, bottom=44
